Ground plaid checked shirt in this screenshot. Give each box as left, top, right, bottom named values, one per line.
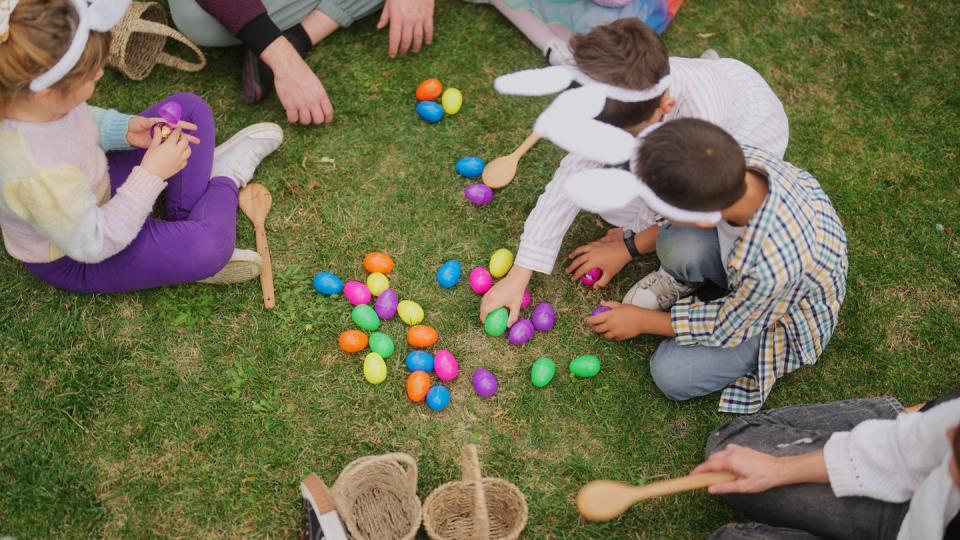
left=670, top=145, right=848, bottom=414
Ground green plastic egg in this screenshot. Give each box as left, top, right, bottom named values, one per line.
left=397, top=300, right=424, bottom=326
left=352, top=304, right=381, bottom=331
left=441, top=88, right=463, bottom=115
left=489, top=248, right=514, bottom=278
left=363, top=352, right=387, bottom=384
left=368, top=332, right=395, bottom=359
left=484, top=307, right=509, bottom=337
left=530, top=357, right=556, bottom=388
left=569, top=354, right=601, bottom=378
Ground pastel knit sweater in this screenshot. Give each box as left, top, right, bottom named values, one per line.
left=0, top=104, right=166, bottom=264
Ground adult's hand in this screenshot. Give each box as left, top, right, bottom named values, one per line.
left=377, top=0, right=435, bottom=58
left=261, top=37, right=334, bottom=125
left=692, top=445, right=828, bottom=495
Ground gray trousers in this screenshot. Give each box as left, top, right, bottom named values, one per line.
left=168, top=0, right=383, bottom=48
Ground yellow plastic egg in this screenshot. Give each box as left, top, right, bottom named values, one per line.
left=366, top=272, right=390, bottom=296
left=363, top=352, right=387, bottom=384
left=397, top=300, right=424, bottom=326
left=488, top=248, right=514, bottom=278
left=441, top=88, right=463, bottom=115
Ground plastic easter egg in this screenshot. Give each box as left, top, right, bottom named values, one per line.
left=426, top=385, right=451, bottom=411
left=312, top=271, right=344, bottom=295
left=436, top=260, right=462, bottom=289
left=405, top=350, right=434, bottom=372
left=406, top=371, right=431, bottom=402
left=366, top=272, right=390, bottom=296
left=433, top=349, right=459, bottom=381
left=369, top=332, right=395, bottom=358
left=351, top=304, right=381, bottom=331
left=570, top=354, right=601, bottom=378
left=507, top=319, right=535, bottom=346
left=441, top=88, right=463, bottom=115
left=455, top=156, right=485, bottom=178
left=338, top=330, right=368, bottom=353
left=363, top=252, right=395, bottom=274
left=415, top=78, right=443, bottom=101
left=580, top=267, right=603, bottom=286
left=520, top=289, right=531, bottom=309
left=343, top=281, right=372, bottom=305
left=464, top=183, right=493, bottom=206
left=416, top=101, right=444, bottom=124
left=484, top=307, right=509, bottom=337
left=397, top=300, right=425, bottom=326
left=407, top=325, right=439, bottom=348
left=375, top=288, right=399, bottom=320
left=530, top=357, right=556, bottom=388
left=488, top=248, right=514, bottom=278
left=531, top=302, right=556, bottom=332
left=469, top=267, right=493, bottom=295
left=363, top=352, right=387, bottom=384
left=471, top=368, right=498, bottom=398
left=591, top=306, right=612, bottom=316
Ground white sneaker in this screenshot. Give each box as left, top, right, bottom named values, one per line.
left=700, top=49, right=720, bottom=60
left=198, top=249, right=262, bottom=285
left=211, top=123, right=283, bottom=188
left=545, top=37, right=575, bottom=66
left=622, top=267, right=695, bottom=311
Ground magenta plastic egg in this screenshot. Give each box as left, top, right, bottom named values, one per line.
left=531, top=302, right=556, bottom=332
left=343, top=280, right=372, bottom=305
left=520, top=289, right=531, bottom=309
left=469, top=267, right=493, bottom=295
left=433, top=349, right=459, bottom=382
left=464, top=183, right=493, bottom=206
left=507, top=319, right=535, bottom=346
left=374, top=288, right=398, bottom=320
left=591, top=306, right=612, bottom=316
left=471, top=368, right=498, bottom=398
left=580, top=267, right=603, bottom=285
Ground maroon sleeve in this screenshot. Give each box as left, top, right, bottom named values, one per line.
left=195, top=0, right=282, bottom=55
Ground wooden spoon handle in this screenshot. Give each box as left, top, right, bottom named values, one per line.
left=512, top=133, right=540, bottom=158
left=629, top=472, right=734, bottom=500
left=254, top=224, right=275, bottom=309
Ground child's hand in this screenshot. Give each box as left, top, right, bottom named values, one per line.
left=598, top=227, right=624, bottom=243
left=140, top=128, right=192, bottom=180
left=480, top=266, right=532, bottom=327
left=126, top=116, right=200, bottom=149
left=585, top=301, right=648, bottom=340
left=566, top=238, right=632, bottom=287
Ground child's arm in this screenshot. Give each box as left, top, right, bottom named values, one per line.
left=586, top=301, right=673, bottom=340
left=88, top=105, right=134, bottom=152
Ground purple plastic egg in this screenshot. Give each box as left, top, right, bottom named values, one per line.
left=591, top=306, right=612, bottom=316
left=531, top=302, right=556, bottom=332
left=469, top=267, right=493, bottom=295
left=471, top=368, right=498, bottom=398
left=375, top=288, right=399, bottom=320
left=520, top=289, right=531, bottom=309
left=343, top=280, right=372, bottom=305
left=580, top=267, right=603, bottom=286
left=508, top=319, right=535, bottom=346
left=464, top=183, right=493, bottom=206
left=434, top=349, right=459, bottom=382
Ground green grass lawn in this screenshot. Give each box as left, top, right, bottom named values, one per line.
left=2, top=1, right=959, bottom=537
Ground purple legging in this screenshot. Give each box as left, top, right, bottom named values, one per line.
left=24, top=93, right=239, bottom=294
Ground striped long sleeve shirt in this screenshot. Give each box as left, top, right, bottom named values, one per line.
left=671, top=146, right=848, bottom=413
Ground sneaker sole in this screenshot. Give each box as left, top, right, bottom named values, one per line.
left=199, top=253, right=262, bottom=285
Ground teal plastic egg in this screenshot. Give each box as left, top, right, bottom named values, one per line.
left=416, top=101, right=444, bottom=123
left=484, top=307, right=509, bottom=337
left=569, top=354, right=601, bottom=378
left=368, top=332, right=395, bottom=358
left=352, top=304, right=381, bottom=331
left=531, top=357, right=556, bottom=388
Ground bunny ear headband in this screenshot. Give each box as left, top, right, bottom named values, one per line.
left=495, top=65, right=722, bottom=224
left=27, top=0, right=131, bottom=92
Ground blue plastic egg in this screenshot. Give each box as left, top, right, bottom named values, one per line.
left=405, top=350, right=435, bottom=372
left=312, top=271, right=343, bottom=295
left=416, top=101, right=444, bottom=124
left=436, top=259, right=462, bottom=289
left=455, top=156, right=485, bottom=178
left=426, top=385, right=451, bottom=412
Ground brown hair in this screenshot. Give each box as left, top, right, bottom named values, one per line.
left=636, top=119, right=747, bottom=212
left=0, top=0, right=111, bottom=113
left=570, top=18, right=670, bottom=128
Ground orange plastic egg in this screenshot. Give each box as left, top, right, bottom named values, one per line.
left=363, top=252, right=395, bottom=274
left=415, top=78, right=443, bottom=101
left=407, top=325, right=439, bottom=348
left=339, top=330, right=368, bottom=353
left=406, top=371, right=431, bottom=402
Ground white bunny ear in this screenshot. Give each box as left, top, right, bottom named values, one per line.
left=563, top=168, right=643, bottom=213
left=88, top=0, right=131, bottom=31
left=533, top=85, right=636, bottom=164
left=494, top=66, right=574, bottom=96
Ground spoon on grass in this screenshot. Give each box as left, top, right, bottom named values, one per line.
left=482, top=133, right=540, bottom=189
left=238, top=183, right=275, bottom=309
left=576, top=472, right=734, bottom=521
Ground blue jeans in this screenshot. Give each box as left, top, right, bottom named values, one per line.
left=648, top=224, right=760, bottom=401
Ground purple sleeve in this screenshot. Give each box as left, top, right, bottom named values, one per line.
left=195, top=0, right=282, bottom=54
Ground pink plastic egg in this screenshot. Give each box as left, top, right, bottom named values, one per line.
left=343, top=280, right=372, bottom=305
left=531, top=302, right=556, bottom=332
left=434, top=349, right=459, bottom=382
left=469, top=267, right=493, bottom=295
left=580, top=267, right=603, bottom=285
left=464, top=183, right=493, bottom=206
left=508, top=319, right=535, bottom=346
left=520, top=289, right=531, bottom=309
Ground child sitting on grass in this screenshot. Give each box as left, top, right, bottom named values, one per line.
left=0, top=0, right=283, bottom=293
left=481, top=17, right=788, bottom=326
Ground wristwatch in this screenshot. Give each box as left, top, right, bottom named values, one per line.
left=623, top=229, right=642, bottom=260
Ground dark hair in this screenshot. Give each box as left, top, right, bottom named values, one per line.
left=636, top=119, right=747, bottom=212
left=570, top=18, right=670, bottom=128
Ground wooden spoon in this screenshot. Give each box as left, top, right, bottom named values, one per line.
left=482, top=133, right=540, bottom=189
left=238, top=183, right=275, bottom=309
left=576, top=472, right=734, bottom=522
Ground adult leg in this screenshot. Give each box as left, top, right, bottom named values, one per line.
left=647, top=334, right=761, bottom=401
left=708, top=523, right=823, bottom=540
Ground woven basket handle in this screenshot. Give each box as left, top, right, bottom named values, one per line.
left=461, top=445, right=490, bottom=540
left=131, top=18, right=207, bottom=72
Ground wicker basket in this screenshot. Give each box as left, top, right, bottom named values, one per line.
left=108, top=2, right=206, bottom=81
left=330, top=453, right=422, bottom=540
left=423, top=445, right=528, bottom=540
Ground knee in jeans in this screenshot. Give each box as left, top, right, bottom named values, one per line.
left=649, top=353, right=696, bottom=402
left=656, top=226, right=714, bottom=275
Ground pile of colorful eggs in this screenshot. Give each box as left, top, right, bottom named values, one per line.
left=415, top=78, right=463, bottom=124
